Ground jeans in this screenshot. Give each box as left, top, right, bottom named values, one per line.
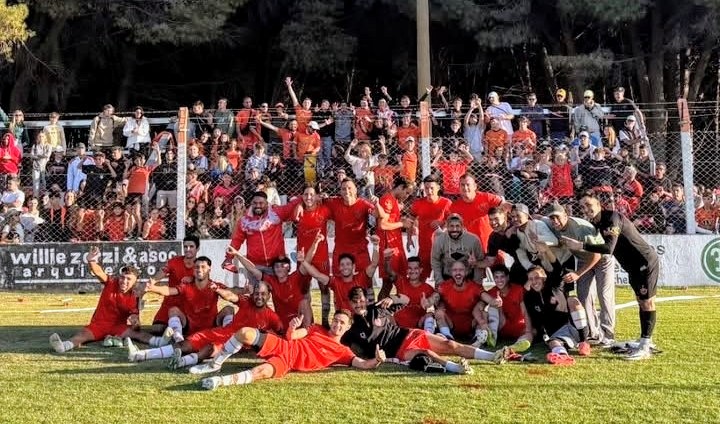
left=319, top=136, right=334, bottom=172
left=32, top=169, right=46, bottom=198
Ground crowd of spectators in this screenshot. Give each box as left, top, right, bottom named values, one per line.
left=0, top=82, right=716, bottom=244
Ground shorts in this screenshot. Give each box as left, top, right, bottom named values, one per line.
left=257, top=332, right=291, bottom=378
left=548, top=324, right=580, bottom=349
left=628, top=259, right=658, bottom=300
left=394, top=306, right=425, bottom=329
left=86, top=322, right=130, bottom=340
left=446, top=312, right=473, bottom=338
left=499, top=320, right=526, bottom=340
left=152, top=297, right=181, bottom=325
left=395, top=329, right=432, bottom=361
left=187, top=326, right=235, bottom=352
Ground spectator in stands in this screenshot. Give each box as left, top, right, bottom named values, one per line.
left=397, top=137, right=418, bottom=184
left=513, top=159, right=546, bottom=212
left=98, top=202, right=129, bottom=241
left=123, top=106, right=151, bottom=152
left=314, top=99, right=335, bottom=175
left=142, top=208, right=166, bottom=240
left=548, top=88, right=571, bottom=142
left=602, top=126, right=619, bottom=155
left=646, top=162, right=673, bottom=195
left=579, top=148, right=613, bottom=191
left=662, top=183, right=687, bottom=233
left=42, top=112, right=67, bottom=153
left=334, top=101, right=354, bottom=148
left=1, top=209, right=23, bottom=243
left=209, top=154, right=233, bottom=182
left=124, top=145, right=162, bottom=236
left=67, top=143, right=90, bottom=194
left=152, top=149, right=177, bottom=209
left=432, top=144, right=473, bottom=199
left=396, top=114, right=420, bottom=153
left=235, top=96, right=261, bottom=152
left=354, top=99, right=373, bottom=141
left=245, top=141, right=268, bottom=178
left=81, top=152, right=116, bottom=209
left=521, top=92, right=545, bottom=137
left=634, top=187, right=667, bottom=234
left=485, top=92, right=514, bottom=141
left=20, top=197, right=44, bottom=242
left=618, top=115, right=645, bottom=158
left=2, top=177, right=24, bottom=212
left=108, top=146, right=129, bottom=183
left=345, top=138, right=381, bottom=198
left=188, top=143, right=208, bottom=174
left=633, top=143, right=654, bottom=186
left=189, top=100, right=213, bottom=140
left=89, top=104, right=126, bottom=149
left=285, top=77, right=313, bottom=133
left=212, top=170, right=239, bottom=207
left=212, top=98, right=234, bottom=138
left=511, top=116, right=537, bottom=153
left=0, top=109, right=30, bottom=154
left=609, top=87, right=639, bottom=134
left=265, top=153, right=286, bottom=188
left=208, top=205, right=231, bottom=238
left=572, top=90, right=604, bottom=143
left=464, top=99, right=484, bottom=161
left=695, top=192, right=719, bottom=234
left=619, top=165, right=644, bottom=216
left=0, top=132, right=21, bottom=183
left=476, top=153, right=511, bottom=197
left=228, top=195, right=245, bottom=232
left=484, top=117, right=509, bottom=159
left=29, top=132, right=52, bottom=198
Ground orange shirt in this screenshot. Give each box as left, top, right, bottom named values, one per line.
left=396, top=125, right=420, bottom=151
left=696, top=207, right=719, bottom=231
left=226, top=148, right=242, bottom=171
left=511, top=129, right=537, bottom=151
left=484, top=129, right=508, bottom=154
left=127, top=165, right=156, bottom=195
left=235, top=109, right=260, bottom=150
left=400, top=151, right=418, bottom=182
left=295, top=106, right=313, bottom=133
left=373, top=165, right=396, bottom=192
left=278, top=128, right=297, bottom=160
left=354, top=109, right=373, bottom=140
left=295, top=131, right=320, bottom=158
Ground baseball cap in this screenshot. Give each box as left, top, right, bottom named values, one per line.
left=308, top=121, right=320, bottom=130
left=547, top=202, right=566, bottom=217
left=274, top=102, right=285, bottom=108
left=614, top=86, right=625, bottom=93
left=556, top=88, right=567, bottom=97
left=446, top=213, right=463, bottom=223
left=488, top=91, right=499, bottom=99
left=513, top=203, right=530, bottom=216
left=579, top=131, right=590, bottom=138
left=76, top=143, right=86, bottom=150
left=583, top=90, right=594, bottom=98
left=626, top=115, right=637, bottom=122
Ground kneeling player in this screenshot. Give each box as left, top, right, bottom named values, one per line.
left=199, top=310, right=385, bottom=390
left=50, top=247, right=142, bottom=353
left=481, top=265, right=533, bottom=352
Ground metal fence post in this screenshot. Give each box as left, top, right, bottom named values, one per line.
left=678, top=98, right=697, bottom=234
left=419, top=101, right=431, bottom=178
left=176, top=107, right=188, bottom=240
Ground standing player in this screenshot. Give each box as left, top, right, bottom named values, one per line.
left=376, top=177, right=413, bottom=285
left=303, top=234, right=380, bottom=312
left=433, top=261, right=489, bottom=345
left=49, top=247, right=141, bottom=352
left=126, top=282, right=282, bottom=369
left=379, top=254, right=435, bottom=329
left=408, top=175, right=452, bottom=281
left=150, top=235, right=199, bottom=334
left=145, top=257, right=239, bottom=343
left=450, top=174, right=508, bottom=251
left=562, top=193, right=660, bottom=360
left=198, top=310, right=385, bottom=390
left=294, top=185, right=332, bottom=326
left=226, top=245, right=313, bottom=328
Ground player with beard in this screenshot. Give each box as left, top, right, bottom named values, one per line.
left=126, top=282, right=282, bottom=369
left=302, top=233, right=380, bottom=312
left=407, top=175, right=452, bottom=281
left=379, top=254, right=434, bottom=330
left=450, top=174, right=509, bottom=251
left=561, top=193, right=660, bottom=360
left=150, top=235, right=200, bottom=335
left=480, top=265, right=533, bottom=352
left=430, top=214, right=485, bottom=284
left=342, top=287, right=510, bottom=375
left=50, top=247, right=142, bottom=352
left=479, top=207, right=525, bottom=284
left=198, top=310, right=385, bottom=390
left=222, top=191, right=301, bottom=280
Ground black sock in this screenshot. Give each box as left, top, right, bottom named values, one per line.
left=639, top=309, right=656, bottom=339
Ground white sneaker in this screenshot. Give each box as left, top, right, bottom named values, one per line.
left=102, top=336, right=115, bottom=347
left=459, top=358, right=474, bottom=375
left=472, top=329, right=488, bottom=348
left=160, top=327, right=175, bottom=346
left=201, top=376, right=222, bottom=391
left=493, top=346, right=510, bottom=365
left=172, top=330, right=185, bottom=344
left=49, top=333, right=66, bottom=353
left=166, top=348, right=183, bottom=370
left=189, top=363, right=221, bottom=375
left=126, top=338, right=141, bottom=362
left=624, top=346, right=653, bottom=361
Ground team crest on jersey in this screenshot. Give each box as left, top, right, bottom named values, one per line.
left=359, top=332, right=366, bottom=339
left=603, top=226, right=620, bottom=237
left=640, top=286, right=648, bottom=295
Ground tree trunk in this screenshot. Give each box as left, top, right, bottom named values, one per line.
left=116, top=45, right=137, bottom=110
left=688, top=37, right=715, bottom=102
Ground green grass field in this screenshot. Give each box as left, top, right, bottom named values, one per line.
left=1, top=287, right=720, bottom=424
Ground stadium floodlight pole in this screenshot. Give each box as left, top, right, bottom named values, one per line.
left=176, top=107, right=188, bottom=240
left=678, top=98, right=697, bottom=234
left=417, top=0, right=432, bottom=177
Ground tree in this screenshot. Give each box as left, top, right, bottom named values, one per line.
left=0, top=0, right=33, bottom=62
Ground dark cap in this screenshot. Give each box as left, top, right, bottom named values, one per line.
left=446, top=213, right=463, bottom=223
left=547, top=202, right=566, bottom=217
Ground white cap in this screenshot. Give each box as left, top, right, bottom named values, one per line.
left=308, top=121, right=320, bottom=130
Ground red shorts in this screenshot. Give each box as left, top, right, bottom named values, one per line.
left=86, top=323, right=130, bottom=340
left=152, top=296, right=181, bottom=324
left=257, top=333, right=292, bottom=378
left=187, top=326, right=235, bottom=352
left=395, top=329, right=432, bottom=361
left=394, top=306, right=425, bottom=329
left=500, top=320, right=526, bottom=340
left=447, top=312, right=473, bottom=337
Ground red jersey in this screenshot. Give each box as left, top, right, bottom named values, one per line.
left=410, top=196, right=452, bottom=254
left=226, top=149, right=242, bottom=171
left=486, top=284, right=526, bottom=338
left=212, top=184, right=239, bottom=207
left=126, top=165, right=156, bottom=195
left=392, top=276, right=435, bottom=328
left=176, top=281, right=227, bottom=333
left=257, top=325, right=355, bottom=377
left=438, top=280, right=484, bottom=316
left=377, top=193, right=406, bottom=278
left=396, top=125, right=420, bottom=151
left=294, top=106, right=313, bottom=133
left=435, top=160, right=470, bottom=195
left=400, top=151, right=418, bottom=183
left=450, top=192, right=503, bottom=251
left=235, top=109, right=260, bottom=150
left=227, top=199, right=301, bottom=267
left=511, top=129, right=537, bottom=151
left=228, top=296, right=284, bottom=334
left=154, top=255, right=195, bottom=323
left=262, top=272, right=311, bottom=328
left=145, top=219, right=164, bottom=240
left=89, top=277, right=139, bottom=328
left=295, top=131, right=320, bottom=158
left=548, top=163, right=574, bottom=198
left=295, top=204, right=332, bottom=270
left=354, top=109, right=373, bottom=140
left=485, top=129, right=508, bottom=153
left=105, top=214, right=126, bottom=241
left=79, top=210, right=98, bottom=241
left=696, top=207, right=720, bottom=231
left=325, top=197, right=375, bottom=254
left=373, top=166, right=397, bottom=193
left=328, top=273, right=372, bottom=312
left=278, top=128, right=297, bottom=160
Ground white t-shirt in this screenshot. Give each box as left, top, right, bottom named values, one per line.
left=1, top=189, right=25, bottom=211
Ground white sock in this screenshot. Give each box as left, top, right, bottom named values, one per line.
left=638, top=337, right=651, bottom=349
left=148, top=336, right=168, bottom=347
left=168, top=317, right=183, bottom=337
left=213, top=335, right=244, bottom=366
left=551, top=346, right=568, bottom=355
left=220, top=370, right=253, bottom=386
left=136, top=345, right=174, bottom=361
left=179, top=353, right=199, bottom=368
left=444, top=361, right=462, bottom=373
left=63, top=341, right=74, bottom=352
left=473, top=348, right=494, bottom=361
left=439, top=326, right=452, bottom=338
left=423, top=316, right=437, bottom=334
left=571, top=310, right=588, bottom=330
left=221, top=315, right=234, bottom=327
left=487, top=307, right=500, bottom=341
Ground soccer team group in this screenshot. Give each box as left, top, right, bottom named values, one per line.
left=48, top=173, right=660, bottom=390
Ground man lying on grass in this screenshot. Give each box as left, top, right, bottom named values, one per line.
left=198, top=310, right=384, bottom=390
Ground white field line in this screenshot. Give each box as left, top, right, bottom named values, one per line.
left=37, top=304, right=160, bottom=314
left=614, top=295, right=720, bottom=311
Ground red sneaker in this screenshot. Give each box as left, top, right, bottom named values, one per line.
left=546, top=352, right=575, bottom=366
left=222, top=260, right=239, bottom=274
left=578, top=341, right=591, bottom=357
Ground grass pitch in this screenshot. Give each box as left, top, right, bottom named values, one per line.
left=1, top=287, right=719, bottom=424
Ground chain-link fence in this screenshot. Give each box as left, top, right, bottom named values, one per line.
left=1, top=104, right=718, bottom=247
